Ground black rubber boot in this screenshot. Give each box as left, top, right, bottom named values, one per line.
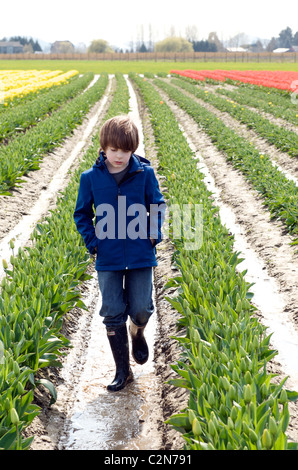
left=106, top=324, right=133, bottom=392
left=129, top=320, right=149, bottom=365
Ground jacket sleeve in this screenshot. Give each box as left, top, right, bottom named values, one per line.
left=145, top=167, right=166, bottom=245
left=73, top=172, right=97, bottom=254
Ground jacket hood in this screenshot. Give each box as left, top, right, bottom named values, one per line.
left=94, top=150, right=151, bottom=172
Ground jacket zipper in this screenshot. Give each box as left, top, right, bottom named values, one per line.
left=102, top=161, right=144, bottom=269
left=117, top=170, right=143, bottom=269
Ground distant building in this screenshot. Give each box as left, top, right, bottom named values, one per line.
left=50, top=41, right=75, bottom=54
left=0, top=41, right=24, bottom=54
left=273, top=48, right=290, bottom=53
left=226, top=47, right=248, bottom=52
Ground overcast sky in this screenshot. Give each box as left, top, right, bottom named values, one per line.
left=1, top=0, right=297, bottom=49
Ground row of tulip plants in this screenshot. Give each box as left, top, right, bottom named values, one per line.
left=0, top=73, right=129, bottom=450
left=170, top=77, right=298, bottom=158
left=153, top=78, right=298, bottom=244
left=130, top=72, right=298, bottom=450
left=0, top=73, right=108, bottom=196
left=0, top=72, right=94, bottom=143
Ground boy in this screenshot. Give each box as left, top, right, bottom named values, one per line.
left=74, top=115, right=165, bottom=392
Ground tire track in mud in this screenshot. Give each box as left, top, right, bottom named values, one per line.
left=152, top=80, right=298, bottom=442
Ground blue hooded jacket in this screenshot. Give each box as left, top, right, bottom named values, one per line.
left=73, top=152, right=166, bottom=271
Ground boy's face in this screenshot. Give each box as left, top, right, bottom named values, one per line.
left=105, top=146, right=132, bottom=173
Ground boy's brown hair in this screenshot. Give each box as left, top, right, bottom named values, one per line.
left=99, top=115, right=139, bottom=153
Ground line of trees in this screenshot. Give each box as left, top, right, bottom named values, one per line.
left=88, top=26, right=298, bottom=54
left=0, top=36, right=42, bottom=53
left=2, top=26, right=298, bottom=55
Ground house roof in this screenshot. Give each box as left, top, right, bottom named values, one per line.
left=226, top=47, right=248, bottom=52
left=273, top=48, right=290, bottom=53
left=51, top=40, right=74, bottom=46
left=0, top=41, right=22, bottom=47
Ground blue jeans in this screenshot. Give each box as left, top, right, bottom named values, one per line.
left=97, top=267, right=154, bottom=329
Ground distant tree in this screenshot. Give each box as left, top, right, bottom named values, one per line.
left=185, top=25, right=199, bottom=43
left=278, top=27, right=293, bottom=48
left=9, top=36, right=41, bottom=52
left=154, top=37, right=193, bottom=53
left=192, top=40, right=217, bottom=52
left=208, top=32, right=225, bottom=51
left=266, top=37, right=278, bottom=52
left=266, top=27, right=296, bottom=51
left=88, top=39, right=114, bottom=53
left=138, top=43, right=148, bottom=53
left=253, top=40, right=264, bottom=52
left=148, top=24, right=154, bottom=52
left=245, top=40, right=264, bottom=53
left=23, top=43, right=34, bottom=54
left=75, top=43, right=87, bottom=53
left=227, top=32, right=248, bottom=48
left=33, top=39, right=42, bottom=52
left=51, top=41, right=75, bottom=54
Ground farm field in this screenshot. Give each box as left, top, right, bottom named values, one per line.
left=0, top=59, right=298, bottom=74
left=0, top=67, right=298, bottom=451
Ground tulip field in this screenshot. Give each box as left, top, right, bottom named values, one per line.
left=170, top=69, right=298, bottom=91
left=0, top=69, right=79, bottom=103
left=0, top=67, right=298, bottom=450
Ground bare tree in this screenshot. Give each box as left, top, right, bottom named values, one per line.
left=169, top=25, right=176, bottom=37
left=148, top=24, right=154, bottom=52
left=208, top=32, right=225, bottom=51
left=185, top=25, right=199, bottom=43
left=227, top=32, right=248, bottom=48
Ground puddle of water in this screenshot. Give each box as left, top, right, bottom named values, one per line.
left=217, top=203, right=298, bottom=385
left=270, top=159, right=298, bottom=187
